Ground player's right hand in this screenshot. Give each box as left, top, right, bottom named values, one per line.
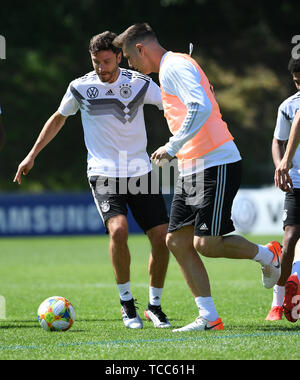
left=274, top=158, right=293, bottom=192
left=13, top=156, right=35, bottom=185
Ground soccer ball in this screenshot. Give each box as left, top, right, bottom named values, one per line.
left=37, top=296, right=75, bottom=332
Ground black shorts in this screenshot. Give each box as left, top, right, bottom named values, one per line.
left=283, top=189, right=300, bottom=229
left=89, top=172, right=169, bottom=234
left=168, top=161, right=242, bottom=237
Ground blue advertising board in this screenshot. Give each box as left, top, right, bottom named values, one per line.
left=0, top=192, right=144, bottom=237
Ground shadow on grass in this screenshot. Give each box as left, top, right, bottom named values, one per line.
left=0, top=318, right=120, bottom=323
left=0, top=318, right=130, bottom=330
left=223, top=323, right=300, bottom=333
left=0, top=324, right=40, bottom=330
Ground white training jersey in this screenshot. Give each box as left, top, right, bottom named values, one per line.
left=58, top=69, right=163, bottom=178
left=274, top=91, right=300, bottom=189
left=159, top=52, right=241, bottom=176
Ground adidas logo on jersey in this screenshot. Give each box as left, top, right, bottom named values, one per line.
left=105, top=89, right=115, bottom=96
left=199, top=223, right=209, bottom=231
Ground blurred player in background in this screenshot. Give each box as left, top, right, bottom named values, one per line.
left=266, top=58, right=300, bottom=321
left=14, top=31, right=171, bottom=330
left=114, top=23, right=282, bottom=332
left=0, top=105, right=5, bottom=150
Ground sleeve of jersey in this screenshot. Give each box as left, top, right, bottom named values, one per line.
left=58, top=83, right=80, bottom=116
left=273, top=104, right=291, bottom=141
left=162, top=58, right=212, bottom=157
left=144, top=79, right=163, bottom=110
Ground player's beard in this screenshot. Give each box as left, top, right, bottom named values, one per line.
left=98, top=65, right=119, bottom=83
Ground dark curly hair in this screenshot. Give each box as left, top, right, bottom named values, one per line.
left=89, top=31, right=122, bottom=55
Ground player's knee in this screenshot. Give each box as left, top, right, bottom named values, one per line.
left=166, top=232, right=191, bottom=258
left=194, top=236, right=215, bottom=257
left=109, top=225, right=128, bottom=245
left=166, top=232, right=180, bottom=251
left=152, top=236, right=168, bottom=254
left=148, top=225, right=168, bottom=250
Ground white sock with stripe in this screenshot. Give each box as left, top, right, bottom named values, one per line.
left=195, top=296, right=219, bottom=322
left=117, top=281, right=133, bottom=301
left=149, top=287, right=163, bottom=306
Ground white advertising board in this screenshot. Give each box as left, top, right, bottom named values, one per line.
left=232, top=187, right=285, bottom=235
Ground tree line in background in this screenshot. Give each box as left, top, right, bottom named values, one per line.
left=0, top=0, right=298, bottom=191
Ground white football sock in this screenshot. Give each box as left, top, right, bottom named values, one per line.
left=117, top=281, right=133, bottom=301
left=292, top=260, right=300, bottom=281
left=271, top=285, right=285, bottom=307
left=253, top=245, right=274, bottom=266
left=195, top=296, right=219, bottom=322
left=149, top=286, right=163, bottom=306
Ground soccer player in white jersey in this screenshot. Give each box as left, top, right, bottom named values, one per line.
left=14, top=31, right=171, bottom=330
left=265, top=58, right=300, bottom=322
left=0, top=105, right=4, bottom=150
left=114, top=23, right=282, bottom=332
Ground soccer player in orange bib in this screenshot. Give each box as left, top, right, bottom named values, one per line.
left=114, top=23, right=282, bottom=332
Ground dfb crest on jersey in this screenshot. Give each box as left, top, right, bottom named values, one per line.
left=100, top=201, right=110, bottom=213
left=86, top=87, right=99, bottom=98
left=119, top=84, right=132, bottom=99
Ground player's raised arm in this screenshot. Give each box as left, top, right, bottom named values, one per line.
left=14, top=111, right=68, bottom=185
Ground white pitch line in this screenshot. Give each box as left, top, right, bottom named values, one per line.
left=1, top=331, right=300, bottom=352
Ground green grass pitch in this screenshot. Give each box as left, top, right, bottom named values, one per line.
left=0, top=234, right=300, bottom=360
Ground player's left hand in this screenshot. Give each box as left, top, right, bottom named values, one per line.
left=151, top=146, right=173, bottom=167
left=274, top=158, right=293, bottom=192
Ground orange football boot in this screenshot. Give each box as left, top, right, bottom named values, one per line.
left=173, top=316, right=224, bottom=332
left=262, top=241, right=282, bottom=288
left=265, top=306, right=283, bottom=321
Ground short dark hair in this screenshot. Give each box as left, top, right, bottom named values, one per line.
left=288, top=57, right=300, bottom=73
left=113, top=23, right=157, bottom=49
left=89, top=31, right=122, bottom=55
